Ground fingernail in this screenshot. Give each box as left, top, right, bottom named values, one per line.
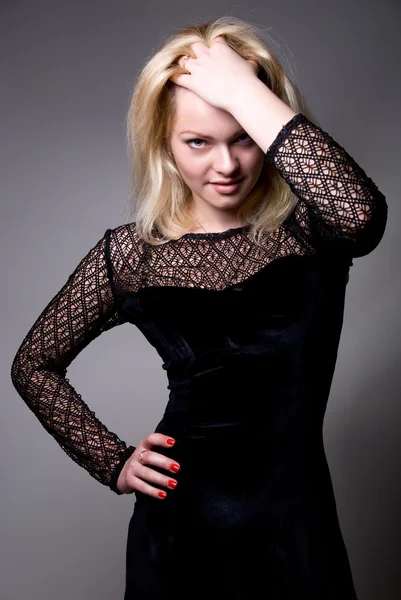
left=168, top=479, right=177, bottom=489
left=159, top=491, right=167, bottom=499
left=166, top=438, right=175, bottom=446
left=170, top=463, right=180, bottom=473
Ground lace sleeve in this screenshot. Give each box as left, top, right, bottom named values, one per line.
left=266, top=113, right=388, bottom=257
left=10, top=229, right=136, bottom=495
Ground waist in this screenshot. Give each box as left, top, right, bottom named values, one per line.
left=165, top=367, right=280, bottom=425
left=158, top=398, right=323, bottom=453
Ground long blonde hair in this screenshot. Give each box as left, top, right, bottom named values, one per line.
left=126, top=16, right=318, bottom=245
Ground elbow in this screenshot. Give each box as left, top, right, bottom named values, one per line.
left=10, top=352, right=22, bottom=390
left=314, top=192, right=388, bottom=257
left=10, top=349, right=48, bottom=397
left=11, top=348, right=68, bottom=399
left=10, top=350, right=31, bottom=396
left=350, top=193, right=388, bottom=257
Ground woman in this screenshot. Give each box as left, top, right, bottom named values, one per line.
left=11, top=16, right=387, bottom=600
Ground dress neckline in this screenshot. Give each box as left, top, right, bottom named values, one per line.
left=179, top=224, right=249, bottom=240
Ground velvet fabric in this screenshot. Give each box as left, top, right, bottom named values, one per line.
left=122, top=252, right=358, bottom=599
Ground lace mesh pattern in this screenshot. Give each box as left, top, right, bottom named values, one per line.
left=266, top=114, right=388, bottom=255
left=10, top=235, right=134, bottom=494
left=107, top=222, right=310, bottom=293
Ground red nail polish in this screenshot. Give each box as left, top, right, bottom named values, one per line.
left=168, top=479, right=177, bottom=489
left=170, top=463, right=180, bottom=473
left=159, top=491, right=167, bottom=499
left=166, top=438, right=175, bottom=446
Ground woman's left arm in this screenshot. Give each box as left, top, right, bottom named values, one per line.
left=172, top=40, right=387, bottom=257
left=230, top=78, right=388, bottom=257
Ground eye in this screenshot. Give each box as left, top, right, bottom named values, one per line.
left=185, top=133, right=252, bottom=149
left=186, top=138, right=206, bottom=149
left=236, top=133, right=252, bottom=143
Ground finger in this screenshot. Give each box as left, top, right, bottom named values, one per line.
left=170, top=71, right=189, bottom=87
left=128, top=451, right=179, bottom=499
left=146, top=432, right=176, bottom=448
left=211, top=35, right=226, bottom=45
left=177, top=54, right=189, bottom=68
left=137, top=448, right=181, bottom=474
left=137, top=464, right=178, bottom=491
left=131, top=475, right=171, bottom=500
left=247, top=59, right=260, bottom=74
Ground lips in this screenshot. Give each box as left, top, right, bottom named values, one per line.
left=211, top=178, right=242, bottom=185
left=210, top=179, right=243, bottom=193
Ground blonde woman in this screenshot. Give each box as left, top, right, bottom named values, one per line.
left=11, top=17, right=387, bottom=599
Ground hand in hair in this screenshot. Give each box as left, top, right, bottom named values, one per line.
left=170, top=35, right=259, bottom=112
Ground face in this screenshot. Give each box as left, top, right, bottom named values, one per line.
left=169, top=87, right=265, bottom=224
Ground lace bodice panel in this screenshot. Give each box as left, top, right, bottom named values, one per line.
left=10, top=113, right=388, bottom=495
left=107, top=221, right=311, bottom=294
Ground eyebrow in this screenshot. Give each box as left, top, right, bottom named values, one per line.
left=179, top=128, right=246, bottom=139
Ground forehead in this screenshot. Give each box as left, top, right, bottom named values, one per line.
left=171, top=87, right=238, bottom=132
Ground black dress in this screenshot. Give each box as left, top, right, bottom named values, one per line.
left=10, top=114, right=388, bottom=599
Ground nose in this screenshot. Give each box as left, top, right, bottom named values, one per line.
left=213, top=146, right=240, bottom=176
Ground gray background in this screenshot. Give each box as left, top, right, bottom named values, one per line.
left=1, top=1, right=400, bottom=599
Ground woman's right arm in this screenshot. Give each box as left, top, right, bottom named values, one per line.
left=10, top=229, right=136, bottom=495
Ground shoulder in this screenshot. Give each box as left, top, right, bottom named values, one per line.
left=105, top=221, right=146, bottom=254
left=106, top=220, right=140, bottom=239
left=103, top=222, right=147, bottom=282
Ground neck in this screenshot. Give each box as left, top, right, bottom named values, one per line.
left=189, top=211, right=244, bottom=234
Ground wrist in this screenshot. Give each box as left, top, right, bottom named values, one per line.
left=226, top=77, right=297, bottom=154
